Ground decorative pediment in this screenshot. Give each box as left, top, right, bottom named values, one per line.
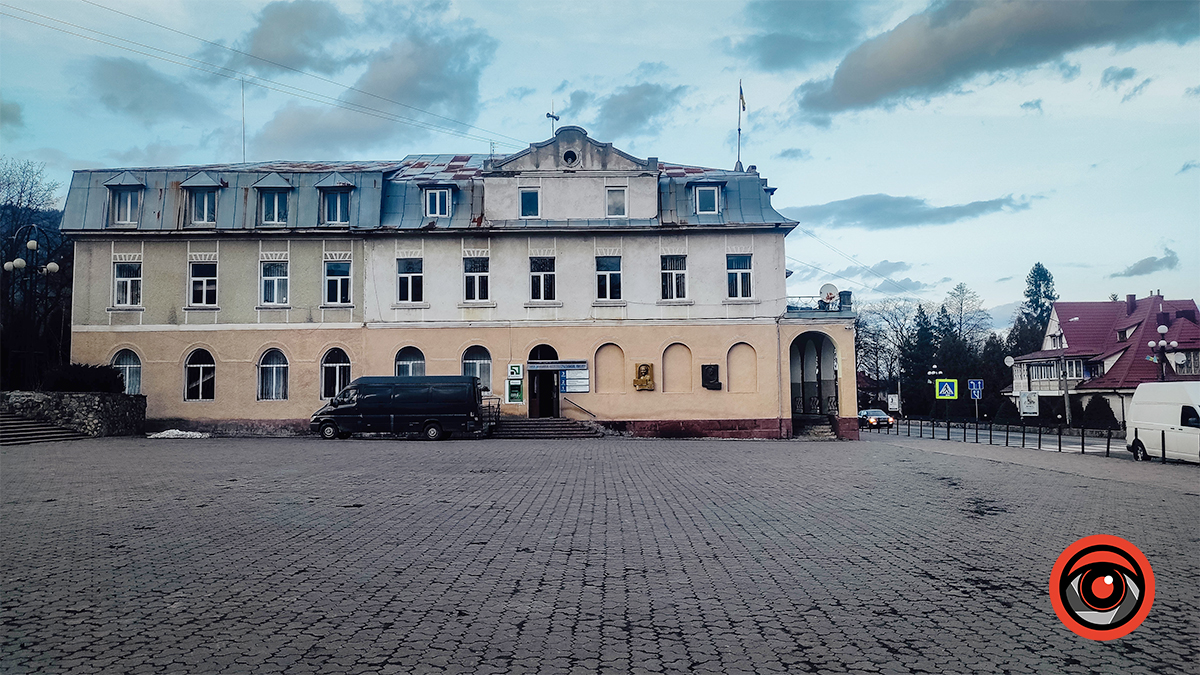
left=252, top=172, right=291, bottom=189
left=180, top=171, right=223, bottom=188
left=103, top=171, right=144, bottom=187
left=315, top=172, right=355, bottom=189
left=491, top=126, right=655, bottom=173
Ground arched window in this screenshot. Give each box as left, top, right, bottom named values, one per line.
left=727, top=342, right=758, bottom=393
left=258, top=348, right=288, bottom=400
left=461, top=345, right=492, bottom=393
left=595, top=343, right=625, bottom=393
left=112, top=349, right=141, bottom=395
left=185, top=349, right=215, bottom=401
left=321, top=348, right=351, bottom=399
left=395, top=347, right=426, bottom=377
left=663, top=343, right=693, bottom=393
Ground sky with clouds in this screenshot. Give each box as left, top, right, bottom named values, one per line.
left=1, top=0, right=1196, bottom=325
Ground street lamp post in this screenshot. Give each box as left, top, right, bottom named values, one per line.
left=3, top=228, right=61, bottom=388
left=1148, top=324, right=1180, bottom=382
left=927, top=364, right=943, bottom=419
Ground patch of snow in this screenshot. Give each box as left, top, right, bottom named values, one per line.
left=148, top=429, right=210, bottom=439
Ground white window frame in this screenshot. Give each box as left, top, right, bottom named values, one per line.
left=321, top=348, right=352, bottom=399
left=461, top=346, right=492, bottom=394
left=261, top=261, right=289, bottom=306
left=257, top=349, right=289, bottom=401
left=596, top=256, right=621, bottom=300
left=695, top=186, right=719, bottom=215
left=114, top=262, right=142, bottom=307
left=260, top=190, right=288, bottom=226
left=395, top=347, right=426, bottom=377
left=112, top=349, right=141, bottom=395
left=606, top=188, right=627, bottom=218
left=323, top=190, right=351, bottom=225
left=726, top=254, right=753, bottom=299
left=530, top=257, right=556, bottom=301
left=464, top=257, right=489, bottom=301
left=425, top=188, right=451, bottom=218
left=184, top=349, right=215, bottom=401
left=661, top=255, right=687, bottom=300
left=397, top=258, right=423, bottom=303
left=1029, top=363, right=1057, bottom=380
left=189, top=188, right=218, bottom=225
left=1179, top=351, right=1200, bottom=376
left=189, top=262, right=218, bottom=307
left=519, top=188, right=540, bottom=219
left=324, top=261, right=352, bottom=305
left=111, top=188, right=140, bottom=226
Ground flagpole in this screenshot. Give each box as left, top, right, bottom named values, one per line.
left=736, top=80, right=742, bottom=170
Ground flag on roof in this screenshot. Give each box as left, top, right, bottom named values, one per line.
left=739, top=81, right=746, bottom=112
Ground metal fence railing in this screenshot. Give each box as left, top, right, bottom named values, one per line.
left=862, top=418, right=1130, bottom=458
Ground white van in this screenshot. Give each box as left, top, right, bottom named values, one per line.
left=1125, top=382, right=1200, bottom=463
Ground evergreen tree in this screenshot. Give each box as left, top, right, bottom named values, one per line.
left=900, top=305, right=937, bottom=416
left=1006, top=262, right=1058, bottom=356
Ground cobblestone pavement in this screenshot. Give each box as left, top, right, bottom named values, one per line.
left=3, top=435, right=1197, bottom=674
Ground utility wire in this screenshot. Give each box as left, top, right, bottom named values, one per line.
left=788, top=223, right=916, bottom=296
left=76, top=0, right=530, bottom=147
left=0, top=5, right=525, bottom=149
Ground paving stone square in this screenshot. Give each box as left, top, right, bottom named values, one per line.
left=2, top=435, right=1197, bottom=673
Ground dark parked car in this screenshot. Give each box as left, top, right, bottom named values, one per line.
left=310, top=376, right=499, bottom=441
left=858, top=409, right=895, bottom=429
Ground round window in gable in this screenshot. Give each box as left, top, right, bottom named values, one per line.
left=563, top=150, right=578, bottom=165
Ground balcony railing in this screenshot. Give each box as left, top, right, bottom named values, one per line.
left=786, top=295, right=847, bottom=313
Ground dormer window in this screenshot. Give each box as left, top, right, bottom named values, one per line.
left=111, top=188, right=141, bottom=226
left=1117, top=328, right=1128, bottom=342
left=425, top=188, right=451, bottom=218
left=260, top=191, right=288, bottom=226
left=323, top=190, right=351, bottom=224
left=189, top=188, right=218, bottom=225
left=696, top=185, right=719, bottom=214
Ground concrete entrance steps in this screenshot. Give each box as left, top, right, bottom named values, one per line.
left=0, top=413, right=90, bottom=446
left=792, top=414, right=838, bottom=441
left=491, top=417, right=605, bottom=440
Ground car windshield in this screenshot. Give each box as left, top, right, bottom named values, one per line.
left=861, top=410, right=887, bottom=416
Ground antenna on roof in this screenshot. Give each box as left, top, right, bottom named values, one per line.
left=546, top=100, right=559, bottom=135
left=735, top=80, right=746, bottom=172
left=241, top=78, right=246, bottom=164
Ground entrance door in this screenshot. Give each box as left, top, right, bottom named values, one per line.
left=528, top=344, right=560, bottom=418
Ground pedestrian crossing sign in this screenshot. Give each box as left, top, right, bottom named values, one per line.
left=935, top=379, right=958, bottom=399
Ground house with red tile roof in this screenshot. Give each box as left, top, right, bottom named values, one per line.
left=1009, top=294, right=1200, bottom=423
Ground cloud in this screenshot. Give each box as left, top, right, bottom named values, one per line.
left=557, top=90, right=594, bottom=121
left=1020, top=99, right=1043, bottom=113
left=85, top=57, right=217, bottom=126
left=728, top=0, right=875, bottom=71
left=874, top=277, right=935, bottom=293
left=1121, top=78, right=1153, bottom=102
left=1, top=100, right=23, bottom=140
left=506, top=87, right=536, bottom=101
left=591, top=83, right=688, bottom=140
left=107, top=142, right=192, bottom=167
left=633, top=62, right=668, bottom=79
left=1108, top=248, right=1180, bottom=277
left=218, top=0, right=362, bottom=76
left=986, top=301, right=1022, bottom=329
left=1100, top=66, right=1137, bottom=89
left=833, top=259, right=912, bottom=279
left=252, top=15, right=496, bottom=158
left=995, top=275, right=1014, bottom=283
left=1187, top=85, right=1200, bottom=97
left=1179, top=160, right=1199, bottom=174
left=792, top=1, right=1198, bottom=123
left=781, top=193, right=1031, bottom=230
left=1056, top=60, right=1082, bottom=81
left=774, top=147, right=812, bottom=161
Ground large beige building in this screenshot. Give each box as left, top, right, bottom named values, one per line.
left=62, top=127, right=859, bottom=438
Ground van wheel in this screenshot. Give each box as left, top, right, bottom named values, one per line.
left=422, top=423, right=443, bottom=441
left=319, top=422, right=339, bottom=440
left=1131, top=440, right=1148, bottom=462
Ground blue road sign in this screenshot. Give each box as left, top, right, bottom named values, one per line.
left=970, top=389, right=982, bottom=400
left=935, top=379, right=958, bottom=400
left=968, top=379, right=984, bottom=392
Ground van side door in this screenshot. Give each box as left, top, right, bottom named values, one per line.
left=1166, top=404, right=1200, bottom=462
left=392, top=383, right=429, bottom=433
left=359, top=385, right=393, bottom=433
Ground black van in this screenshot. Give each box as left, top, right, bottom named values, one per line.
left=309, top=376, right=499, bottom=441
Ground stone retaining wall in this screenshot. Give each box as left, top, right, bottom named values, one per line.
left=1, top=391, right=146, bottom=437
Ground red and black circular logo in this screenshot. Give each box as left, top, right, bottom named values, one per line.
left=1049, top=534, right=1154, bottom=640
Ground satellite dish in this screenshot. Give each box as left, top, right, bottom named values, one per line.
left=820, top=283, right=839, bottom=304
left=1004, top=356, right=1015, bottom=367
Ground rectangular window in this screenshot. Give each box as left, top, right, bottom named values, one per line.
left=596, top=256, right=621, bottom=300
left=397, top=258, right=423, bottom=302
left=261, top=191, right=288, bottom=226
left=520, top=188, right=540, bottom=218
left=696, top=186, right=719, bottom=214
left=261, top=261, right=288, bottom=305
left=114, top=262, right=142, bottom=306
left=530, top=257, right=555, bottom=301
left=1179, top=351, right=1200, bottom=376
left=464, top=257, right=489, bottom=301
left=112, top=189, right=140, bottom=225
left=606, top=188, right=626, bottom=217
left=324, top=191, right=350, bottom=224
left=1066, top=360, right=1083, bottom=379
left=324, top=261, right=351, bottom=304
left=190, top=189, right=217, bottom=225
left=1029, top=363, right=1057, bottom=380
left=726, top=254, right=752, bottom=298
left=189, top=262, right=217, bottom=306
left=661, top=255, right=687, bottom=300
left=425, top=189, right=450, bottom=217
